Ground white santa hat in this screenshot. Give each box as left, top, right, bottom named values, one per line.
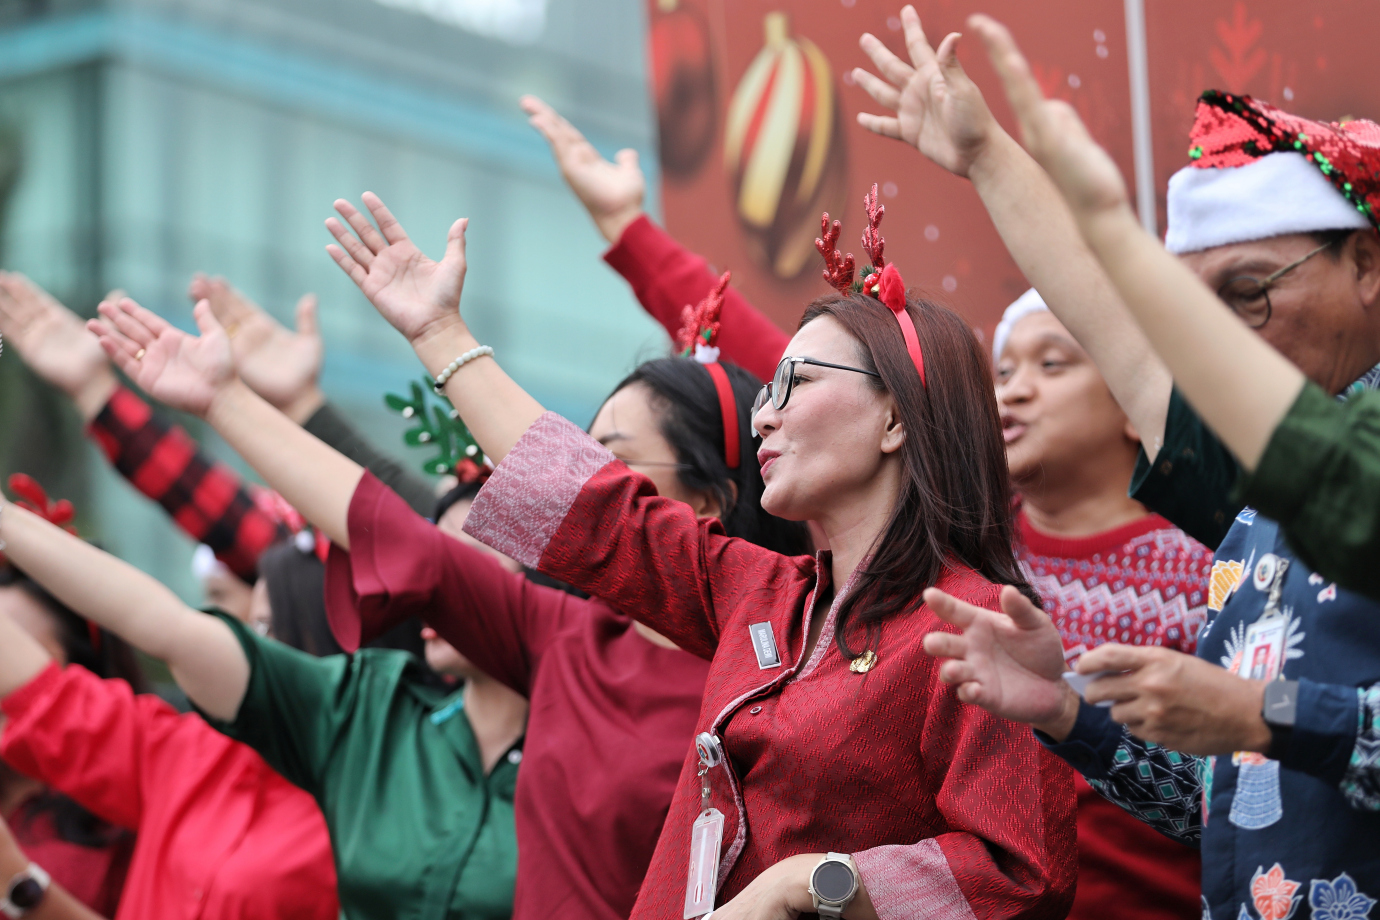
left=991, top=288, right=1049, bottom=363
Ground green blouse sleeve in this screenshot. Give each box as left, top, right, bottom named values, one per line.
left=203, top=612, right=358, bottom=796
left=1129, top=387, right=1244, bottom=551
left=1237, top=383, right=1380, bottom=600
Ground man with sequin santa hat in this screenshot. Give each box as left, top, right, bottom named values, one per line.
left=842, top=10, right=1380, bottom=920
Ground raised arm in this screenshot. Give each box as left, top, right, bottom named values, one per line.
left=0, top=497, right=248, bottom=720
left=853, top=6, right=1172, bottom=456
left=966, top=14, right=1303, bottom=470
left=0, top=813, right=109, bottom=920
left=523, top=96, right=789, bottom=381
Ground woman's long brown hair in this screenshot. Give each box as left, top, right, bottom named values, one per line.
left=799, top=291, right=1039, bottom=660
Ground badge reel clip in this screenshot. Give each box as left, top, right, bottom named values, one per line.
left=684, top=731, right=726, bottom=919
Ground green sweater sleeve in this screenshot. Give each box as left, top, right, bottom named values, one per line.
left=303, top=402, right=437, bottom=517
left=1237, top=383, right=1380, bottom=600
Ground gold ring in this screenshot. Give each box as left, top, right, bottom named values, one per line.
left=224, top=323, right=240, bottom=339
left=134, top=348, right=146, bottom=361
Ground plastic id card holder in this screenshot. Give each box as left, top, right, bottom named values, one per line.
left=683, top=808, right=724, bottom=919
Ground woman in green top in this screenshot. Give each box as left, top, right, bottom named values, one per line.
left=0, top=482, right=528, bottom=920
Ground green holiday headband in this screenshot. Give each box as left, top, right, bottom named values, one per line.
left=384, top=378, right=488, bottom=478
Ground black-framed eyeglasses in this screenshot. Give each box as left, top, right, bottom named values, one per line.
left=752, top=355, right=882, bottom=418
left=1216, top=240, right=1335, bottom=329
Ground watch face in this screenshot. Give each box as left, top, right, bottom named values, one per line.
left=812, top=861, right=857, bottom=902
left=9, top=878, right=44, bottom=910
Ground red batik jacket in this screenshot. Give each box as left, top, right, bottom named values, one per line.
left=87, top=386, right=287, bottom=582
left=465, top=413, right=1077, bottom=920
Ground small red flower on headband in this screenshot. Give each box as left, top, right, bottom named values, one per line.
left=454, top=458, right=492, bottom=485
left=4, top=474, right=102, bottom=650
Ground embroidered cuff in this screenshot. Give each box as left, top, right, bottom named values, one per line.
left=463, top=412, right=615, bottom=568
left=854, top=840, right=976, bottom=920
left=1037, top=701, right=1123, bottom=780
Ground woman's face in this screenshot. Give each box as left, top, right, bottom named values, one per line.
left=752, top=316, right=903, bottom=522
left=438, top=497, right=523, bottom=574
left=247, top=578, right=273, bottom=637
left=588, top=382, right=721, bottom=517
left=0, top=586, right=67, bottom=664
left=432, top=497, right=504, bottom=678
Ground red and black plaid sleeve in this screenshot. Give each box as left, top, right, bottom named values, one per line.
left=87, top=387, right=288, bottom=582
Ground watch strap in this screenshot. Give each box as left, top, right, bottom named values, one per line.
left=1261, top=679, right=1299, bottom=761
left=810, top=852, right=859, bottom=919
left=1, top=864, right=50, bottom=919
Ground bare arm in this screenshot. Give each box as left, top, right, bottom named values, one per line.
left=968, top=15, right=1303, bottom=469
left=0, top=498, right=248, bottom=721
left=0, top=610, right=51, bottom=702
left=0, top=814, right=109, bottom=920
left=853, top=6, right=1171, bottom=456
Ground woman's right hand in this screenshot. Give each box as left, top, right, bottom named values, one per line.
left=0, top=273, right=118, bottom=421
left=521, top=95, right=645, bottom=244
left=87, top=297, right=237, bottom=419
left=922, top=585, right=1080, bottom=740
left=324, top=192, right=469, bottom=348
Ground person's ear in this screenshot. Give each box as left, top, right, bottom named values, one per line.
left=688, top=479, right=738, bottom=521
left=880, top=398, right=907, bottom=455
left=1123, top=418, right=1141, bottom=445
left=1351, top=229, right=1380, bottom=311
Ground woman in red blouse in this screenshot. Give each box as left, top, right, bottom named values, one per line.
left=93, top=190, right=1076, bottom=920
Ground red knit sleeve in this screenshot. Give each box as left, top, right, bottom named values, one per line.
left=86, top=386, right=287, bottom=581
left=0, top=663, right=184, bottom=831
left=464, top=413, right=809, bottom=661
left=854, top=585, right=1078, bottom=920
left=603, top=215, right=790, bottom=382
left=323, top=470, right=598, bottom=695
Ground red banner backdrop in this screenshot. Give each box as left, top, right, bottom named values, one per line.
left=648, top=0, right=1380, bottom=338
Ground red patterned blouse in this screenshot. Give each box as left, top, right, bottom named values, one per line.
left=464, top=412, right=1077, bottom=920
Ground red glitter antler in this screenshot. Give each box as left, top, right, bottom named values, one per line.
left=8, top=474, right=77, bottom=534
left=861, top=183, right=886, bottom=270
left=677, top=271, right=732, bottom=355
left=815, top=213, right=856, bottom=293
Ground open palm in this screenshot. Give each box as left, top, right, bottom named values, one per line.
left=0, top=272, right=109, bottom=395
left=854, top=5, right=1000, bottom=178
left=189, top=274, right=322, bottom=408
left=325, top=192, right=468, bottom=344
left=922, top=586, right=1071, bottom=725
left=88, top=297, right=235, bottom=417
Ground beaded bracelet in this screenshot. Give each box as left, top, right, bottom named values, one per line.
left=432, top=345, right=494, bottom=393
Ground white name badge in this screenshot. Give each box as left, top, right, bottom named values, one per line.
left=1240, top=616, right=1286, bottom=681
left=683, top=808, right=725, bottom=919
left=748, top=622, right=781, bottom=669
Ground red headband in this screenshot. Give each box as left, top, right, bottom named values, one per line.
left=815, top=184, right=926, bottom=386
left=4, top=474, right=103, bottom=651
left=676, top=272, right=741, bottom=469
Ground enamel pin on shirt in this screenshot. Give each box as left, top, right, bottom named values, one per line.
left=684, top=732, right=726, bottom=919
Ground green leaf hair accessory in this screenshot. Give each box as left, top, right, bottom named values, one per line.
left=384, top=377, right=490, bottom=479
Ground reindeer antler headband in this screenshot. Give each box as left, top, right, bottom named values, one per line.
left=815, top=184, right=926, bottom=386
left=676, top=271, right=741, bottom=469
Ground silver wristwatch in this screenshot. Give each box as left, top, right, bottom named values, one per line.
left=1, top=864, right=50, bottom=919
left=808, top=852, right=859, bottom=919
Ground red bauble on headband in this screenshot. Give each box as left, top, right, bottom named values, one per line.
left=676, top=271, right=741, bottom=469
left=815, top=184, right=926, bottom=387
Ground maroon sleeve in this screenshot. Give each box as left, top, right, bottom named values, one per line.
left=323, top=471, right=594, bottom=696
left=87, top=386, right=287, bottom=582
left=603, top=215, right=790, bottom=382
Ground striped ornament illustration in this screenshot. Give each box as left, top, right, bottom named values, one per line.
left=724, top=11, right=845, bottom=279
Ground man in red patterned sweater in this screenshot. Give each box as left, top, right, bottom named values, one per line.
left=524, top=94, right=1210, bottom=918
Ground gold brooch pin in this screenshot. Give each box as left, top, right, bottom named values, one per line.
left=849, top=649, right=877, bottom=673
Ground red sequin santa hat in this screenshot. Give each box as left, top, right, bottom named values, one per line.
left=1165, top=90, right=1380, bottom=254
left=1, top=474, right=104, bottom=649
left=676, top=271, right=741, bottom=469
left=815, top=184, right=926, bottom=386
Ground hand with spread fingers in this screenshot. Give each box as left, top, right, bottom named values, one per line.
left=0, top=272, right=118, bottom=421
left=921, top=585, right=1080, bottom=739
left=853, top=5, right=1004, bottom=178
left=1076, top=644, right=1273, bottom=756
left=323, top=192, right=469, bottom=347
left=521, top=95, right=645, bottom=244
left=86, top=297, right=236, bottom=418
left=187, top=274, right=325, bottom=422
left=967, top=14, right=1130, bottom=219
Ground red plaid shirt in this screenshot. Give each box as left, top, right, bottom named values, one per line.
left=87, top=386, right=287, bottom=582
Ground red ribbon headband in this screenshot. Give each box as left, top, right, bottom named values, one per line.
left=677, top=272, right=741, bottom=469
left=816, top=185, right=927, bottom=387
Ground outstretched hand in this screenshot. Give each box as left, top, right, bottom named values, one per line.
left=853, top=5, right=1003, bottom=177
left=968, top=14, right=1130, bottom=217
left=0, top=272, right=117, bottom=418
left=325, top=192, right=468, bottom=347
left=188, top=274, right=324, bottom=421
left=922, top=585, right=1079, bottom=737
left=87, top=297, right=236, bottom=418
left=522, top=95, right=645, bottom=244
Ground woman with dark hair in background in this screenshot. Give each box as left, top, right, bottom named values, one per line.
left=0, top=565, right=139, bottom=918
